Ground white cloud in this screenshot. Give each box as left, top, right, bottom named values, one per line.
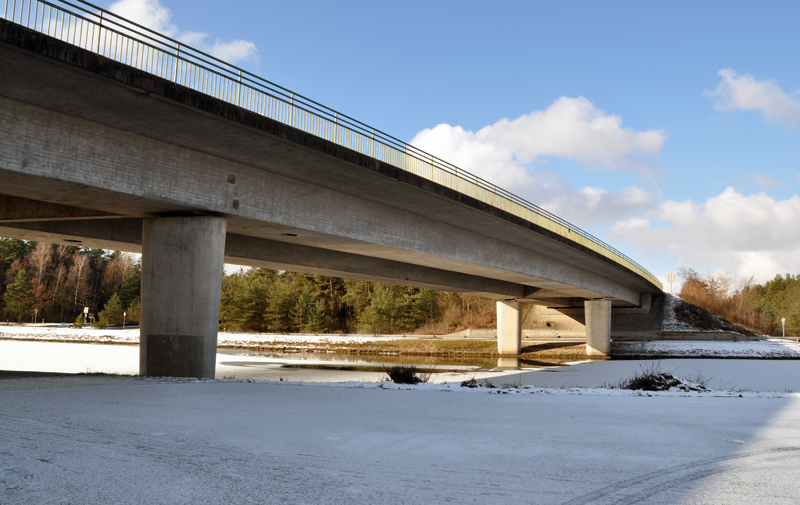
left=108, top=0, right=176, bottom=35
left=707, top=69, right=800, bottom=127
left=412, top=96, right=665, bottom=177
left=108, top=0, right=259, bottom=63
left=521, top=170, right=657, bottom=226
left=610, top=187, right=800, bottom=282
left=752, top=174, right=781, bottom=190
left=206, top=39, right=258, bottom=63
left=408, top=96, right=664, bottom=225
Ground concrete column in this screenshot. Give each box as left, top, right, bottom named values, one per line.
left=140, top=216, right=227, bottom=378
left=497, top=300, right=522, bottom=354
left=585, top=299, right=612, bottom=356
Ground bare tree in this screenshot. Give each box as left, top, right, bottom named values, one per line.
left=67, top=253, right=90, bottom=312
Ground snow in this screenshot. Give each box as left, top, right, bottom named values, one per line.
left=661, top=293, right=755, bottom=335
left=4, top=340, right=800, bottom=394
left=662, top=292, right=693, bottom=331
left=615, top=339, right=800, bottom=358
left=3, top=372, right=800, bottom=504
left=0, top=324, right=400, bottom=346
left=4, top=335, right=800, bottom=502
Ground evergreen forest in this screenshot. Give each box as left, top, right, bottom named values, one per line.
left=0, top=239, right=496, bottom=333
left=2, top=238, right=797, bottom=336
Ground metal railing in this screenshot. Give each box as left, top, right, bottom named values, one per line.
left=1, top=0, right=662, bottom=290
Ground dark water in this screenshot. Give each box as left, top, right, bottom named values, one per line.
left=217, top=348, right=571, bottom=372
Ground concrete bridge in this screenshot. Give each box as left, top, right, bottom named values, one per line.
left=0, top=2, right=661, bottom=378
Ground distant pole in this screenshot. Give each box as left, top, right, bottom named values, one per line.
left=34, top=308, right=39, bottom=324
left=123, top=311, right=126, bottom=330
left=782, top=317, right=786, bottom=339
left=666, top=272, right=676, bottom=294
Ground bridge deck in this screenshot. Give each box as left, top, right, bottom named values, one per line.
left=0, top=11, right=660, bottom=308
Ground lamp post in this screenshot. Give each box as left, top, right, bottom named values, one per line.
left=123, top=311, right=126, bottom=330
left=782, top=317, right=786, bottom=340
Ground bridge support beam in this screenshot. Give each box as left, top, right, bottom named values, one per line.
left=497, top=300, right=522, bottom=354
left=585, top=299, right=612, bottom=356
left=140, top=216, right=227, bottom=378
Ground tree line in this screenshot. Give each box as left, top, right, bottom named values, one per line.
left=679, top=267, right=800, bottom=336
left=1, top=239, right=496, bottom=333
left=0, top=239, right=141, bottom=326
left=218, top=268, right=495, bottom=334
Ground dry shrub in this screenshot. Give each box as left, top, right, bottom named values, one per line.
left=385, top=365, right=427, bottom=384
left=414, top=293, right=496, bottom=335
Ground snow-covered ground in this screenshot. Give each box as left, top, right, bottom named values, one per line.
left=3, top=373, right=800, bottom=504
left=5, top=337, right=800, bottom=503
left=0, top=324, right=400, bottom=346
left=4, top=324, right=799, bottom=359
left=4, top=340, right=800, bottom=393
left=615, top=339, right=800, bottom=359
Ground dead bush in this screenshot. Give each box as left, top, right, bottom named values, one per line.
left=385, top=364, right=426, bottom=384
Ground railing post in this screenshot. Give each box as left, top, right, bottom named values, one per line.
left=290, top=92, right=295, bottom=127
left=95, top=10, right=103, bottom=54
left=172, top=42, right=180, bottom=81
left=333, top=112, right=338, bottom=142
left=236, top=70, right=242, bottom=107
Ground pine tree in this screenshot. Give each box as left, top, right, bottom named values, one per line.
left=98, top=293, right=124, bottom=326
left=5, top=269, right=35, bottom=323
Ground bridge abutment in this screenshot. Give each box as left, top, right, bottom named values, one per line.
left=497, top=301, right=522, bottom=354
left=140, top=216, right=227, bottom=378
left=585, top=299, right=612, bottom=356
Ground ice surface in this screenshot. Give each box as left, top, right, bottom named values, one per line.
left=2, top=373, right=800, bottom=504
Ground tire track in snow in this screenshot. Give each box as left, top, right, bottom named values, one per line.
left=560, top=446, right=800, bottom=505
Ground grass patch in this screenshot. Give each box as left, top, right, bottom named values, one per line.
left=220, top=339, right=592, bottom=360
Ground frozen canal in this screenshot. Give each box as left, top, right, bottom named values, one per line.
left=3, top=340, right=800, bottom=503
left=3, top=339, right=800, bottom=391
left=2, top=372, right=800, bottom=504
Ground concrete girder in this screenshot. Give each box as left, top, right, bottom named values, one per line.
left=0, top=195, right=121, bottom=222
left=0, top=23, right=660, bottom=303
left=0, top=97, right=642, bottom=305
left=0, top=220, right=526, bottom=298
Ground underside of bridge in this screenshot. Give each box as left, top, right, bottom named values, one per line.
left=0, top=18, right=661, bottom=377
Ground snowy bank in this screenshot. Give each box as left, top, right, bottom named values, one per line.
left=614, top=339, right=800, bottom=359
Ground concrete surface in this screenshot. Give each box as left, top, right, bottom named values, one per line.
left=0, top=18, right=658, bottom=307
left=140, top=217, right=226, bottom=378
left=497, top=300, right=523, bottom=354
left=586, top=299, right=612, bottom=356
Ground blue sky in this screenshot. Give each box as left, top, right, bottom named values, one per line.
left=107, top=0, right=800, bottom=286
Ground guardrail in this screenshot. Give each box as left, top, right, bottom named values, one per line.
left=1, top=0, right=662, bottom=290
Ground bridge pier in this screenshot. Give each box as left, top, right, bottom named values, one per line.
left=140, top=216, right=227, bottom=378
left=585, top=299, right=612, bottom=356
left=497, top=300, right=522, bottom=354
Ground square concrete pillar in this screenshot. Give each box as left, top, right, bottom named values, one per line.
left=497, top=300, right=522, bottom=355
left=140, top=216, right=227, bottom=378
left=585, top=299, right=612, bottom=356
